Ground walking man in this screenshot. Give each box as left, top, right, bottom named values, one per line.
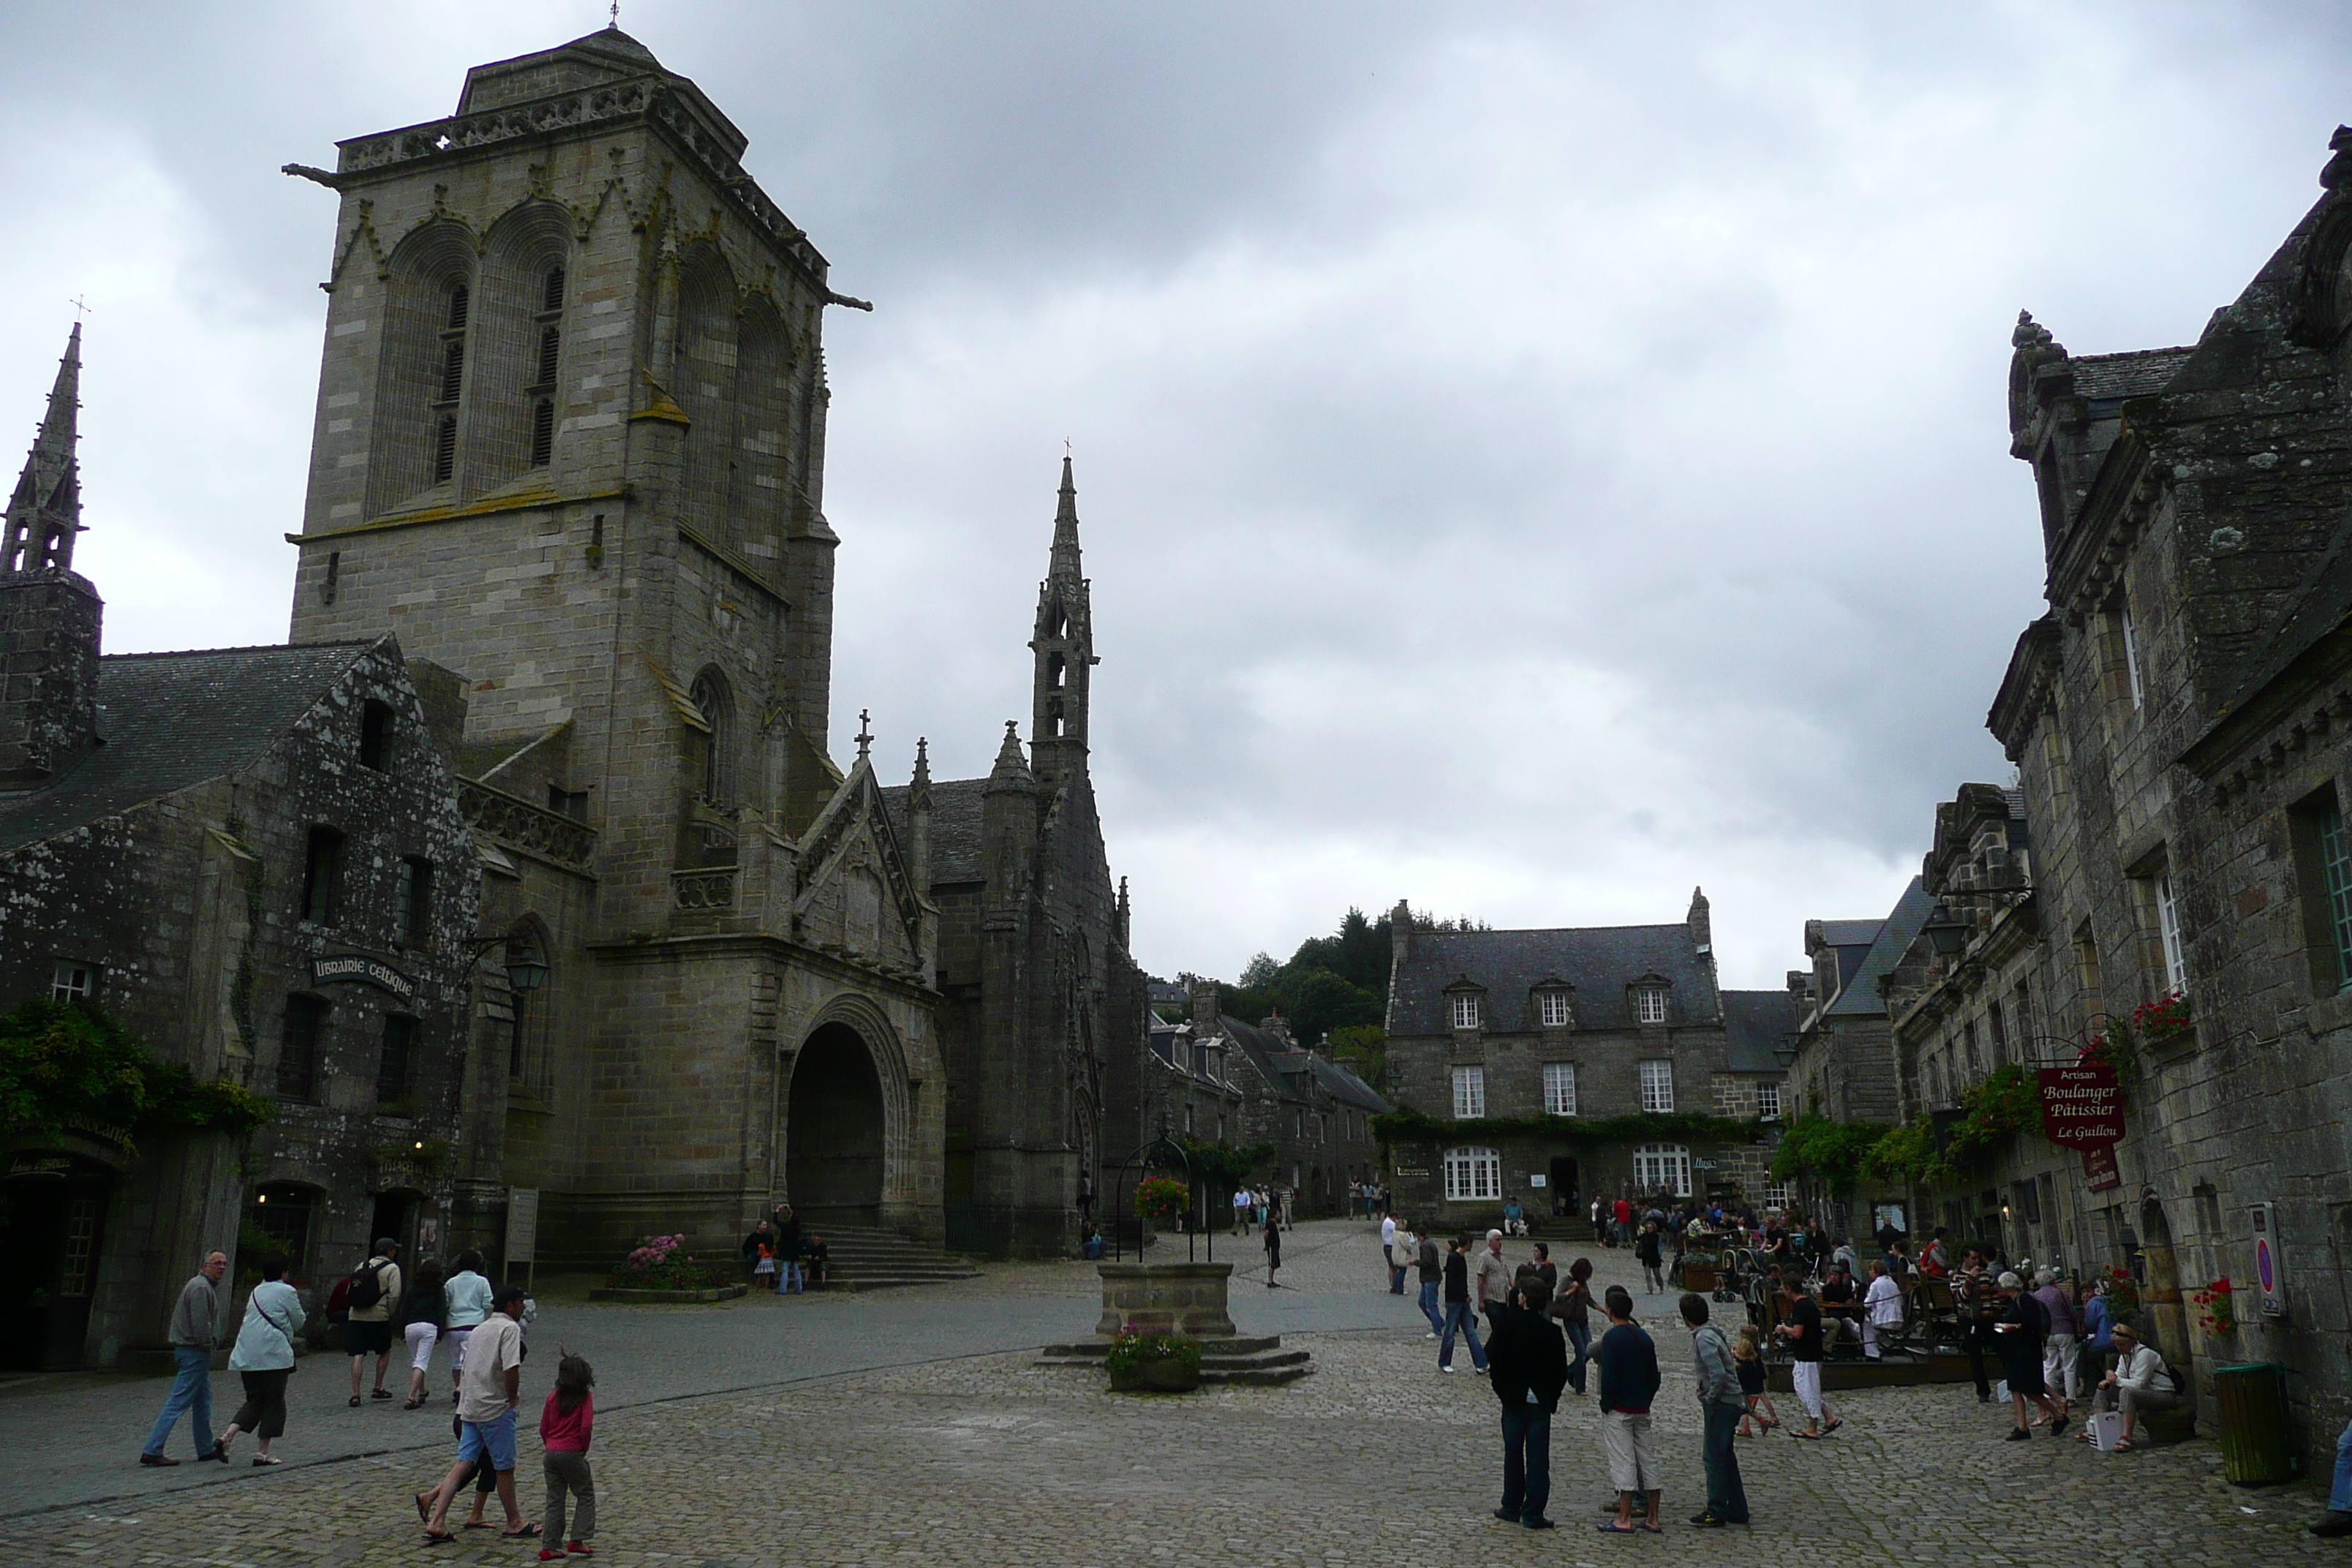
left=1380, top=1210, right=1399, bottom=1291
left=1776, top=1274, right=1841, bottom=1437
left=345, top=1238, right=403, bottom=1406
left=1232, top=1185, right=1251, bottom=1237
left=1475, top=1229, right=1512, bottom=1332
left=1597, top=1286, right=1662, bottom=1534
left=418, top=1286, right=535, bottom=1542
left=1416, top=1226, right=1446, bottom=1338
left=140, top=1250, right=226, bottom=1466
left=1439, top=1235, right=1489, bottom=1374
left=1486, top=1267, right=1567, bottom=1530
left=1681, top=1292, right=1749, bottom=1527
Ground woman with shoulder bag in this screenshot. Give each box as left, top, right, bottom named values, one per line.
left=1550, top=1256, right=1596, bottom=1395
left=212, top=1254, right=306, bottom=1466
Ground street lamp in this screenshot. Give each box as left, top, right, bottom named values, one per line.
left=505, top=951, right=549, bottom=994
left=1922, top=902, right=1971, bottom=957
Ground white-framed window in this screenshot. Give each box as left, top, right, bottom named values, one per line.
left=1756, top=1081, right=1782, bottom=1120
left=1634, top=1143, right=1692, bottom=1197
left=1451, top=992, right=1482, bottom=1030
left=1444, top=1146, right=1502, bottom=1202
left=1761, top=1180, right=1793, bottom=1210
left=1639, top=1058, right=1675, bottom=1112
left=2120, top=601, right=2145, bottom=709
left=1451, top=1065, right=1486, bottom=1120
left=1634, top=986, right=1669, bottom=1025
left=50, top=961, right=94, bottom=1003
left=2155, top=872, right=2188, bottom=995
left=1538, top=990, right=1573, bottom=1028
left=1542, top=1060, right=1578, bottom=1116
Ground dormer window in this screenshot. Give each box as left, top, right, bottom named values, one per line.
left=1450, top=992, right=1482, bottom=1030
left=1634, top=985, right=1669, bottom=1025
left=1537, top=990, right=1573, bottom=1028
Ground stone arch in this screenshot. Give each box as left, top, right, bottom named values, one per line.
left=372, top=219, right=478, bottom=513
left=471, top=200, right=573, bottom=491
left=674, top=242, right=737, bottom=532
left=688, top=664, right=736, bottom=810
left=783, top=994, right=913, bottom=1234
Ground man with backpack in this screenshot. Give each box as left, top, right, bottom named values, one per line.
left=344, top=1238, right=404, bottom=1406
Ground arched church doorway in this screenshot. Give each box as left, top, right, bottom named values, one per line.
left=788, top=1022, right=885, bottom=1229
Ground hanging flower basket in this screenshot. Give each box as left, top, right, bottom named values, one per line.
left=2192, top=1276, right=2236, bottom=1335
left=2133, top=992, right=2193, bottom=1046
left=1133, top=1176, right=1190, bottom=1225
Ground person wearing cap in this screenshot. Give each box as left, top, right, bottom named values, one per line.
left=2086, top=1322, right=2176, bottom=1452
left=418, top=1285, right=538, bottom=1542
left=347, top=1238, right=403, bottom=1407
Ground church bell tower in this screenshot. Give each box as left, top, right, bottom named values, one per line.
left=1028, top=457, right=1096, bottom=796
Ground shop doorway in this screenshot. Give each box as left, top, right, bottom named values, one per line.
left=371, top=1188, right=424, bottom=1264
left=1548, top=1156, right=1580, bottom=1216
left=0, top=1153, right=116, bottom=1370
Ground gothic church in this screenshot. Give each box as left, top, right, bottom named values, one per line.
left=280, top=26, right=1146, bottom=1262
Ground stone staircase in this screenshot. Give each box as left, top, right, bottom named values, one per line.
left=814, top=1226, right=982, bottom=1292
left=1036, top=1334, right=1313, bottom=1386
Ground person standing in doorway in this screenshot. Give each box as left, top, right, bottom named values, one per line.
left=212, top=1253, right=304, bottom=1466
left=344, top=1238, right=402, bottom=1407
left=1415, top=1226, right=1446, bottom=1338
left=1775, top=1275, right=1841, bottom=1438
left=1596, top=1286, right=1662, bottom=1534
left=1262, top=1212, right=1282, bottom=1289
left=1439, top=1236, right=1489, bottom=1374
left=1681, top=1292, right=1749, bottom=1527
left=1485, top=1267, right=1567, bottom=1530
left=441, top=1251, right=492, bottom=1404
left=139, top=1250, right=225, bottom=1467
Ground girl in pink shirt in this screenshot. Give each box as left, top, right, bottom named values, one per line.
left=537, top=1352, right=595, bottom=1560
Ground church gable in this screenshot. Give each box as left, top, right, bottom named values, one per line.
left=792, top=759, right=926, bottom=969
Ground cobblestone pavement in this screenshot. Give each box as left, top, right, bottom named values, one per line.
left=2, top=1221, right=2332, bottom=1564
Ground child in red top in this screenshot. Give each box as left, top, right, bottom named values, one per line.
left=538, top=1352, right=595, bottom=1560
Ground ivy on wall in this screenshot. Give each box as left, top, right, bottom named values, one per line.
left=0, top=999, right=273, bottom=1153
left=1372, top=1105, right=1763, bottom=1150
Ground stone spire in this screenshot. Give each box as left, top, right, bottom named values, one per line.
left=987, top=719, right=1033, bottom=789
left=1030, top=456, right=1095, bottom=793
left=1115, top=875, right=1131, bottom=950
left=908, top=737, right=932, bottom=892
left=4, top=324, right=84, bottom=576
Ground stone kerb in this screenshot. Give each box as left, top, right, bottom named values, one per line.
left=1093, top=1261, right=1235, bottom=1340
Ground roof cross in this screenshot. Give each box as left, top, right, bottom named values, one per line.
left=856, top=707, right=872, bottom=761
left=67, top=295, right=91, bottom=321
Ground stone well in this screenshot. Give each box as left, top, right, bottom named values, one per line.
left=1094, top=1261, right=1236, bottom=1340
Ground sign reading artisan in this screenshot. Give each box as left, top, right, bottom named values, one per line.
left=2036, top=1063, right=2123, bottom=1145
left=312, top=953, right=415, bottom=1000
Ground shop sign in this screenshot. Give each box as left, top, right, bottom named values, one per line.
left=2038, top=1063, right=2124, bottom=1145
left=2080, top=1141, right=2120, bottom=1193
left=312, top=953, right=415, bottom=1000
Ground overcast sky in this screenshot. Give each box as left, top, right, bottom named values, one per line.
left=1, top=2, right=2347, bottom=990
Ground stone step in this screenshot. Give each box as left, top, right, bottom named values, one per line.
left=1034, top=1335, right=1315, bottom=1386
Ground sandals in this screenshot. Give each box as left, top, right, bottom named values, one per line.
left=502, top=1524, right=543, bottom=1540
left=252, top=1455, right=283, bottom=1467
left=2114, top=1436, right=2136, bottom=1451
left=372, top=1388, right=395, bottom=1401
left=422, top=1531, right=456, bottom=1546
left=1597, top=1520, right=1640, bottom=1534
left=1822, top=1417, right=1844, bottom=1435
left=415, top=1491, right=434, bottom=1526
left=403, top=1398, right=424, bottom=1410
left=349, top=1396, right=363, bottom=1407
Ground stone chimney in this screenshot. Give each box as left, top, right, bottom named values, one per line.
left=1188, top=979, right=1220, bottom=1034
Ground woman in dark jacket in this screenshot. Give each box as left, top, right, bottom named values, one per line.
left=1992, top=1270, right=2065, bottom=1439
left=1262, top=1213, right=1281, bottom=1289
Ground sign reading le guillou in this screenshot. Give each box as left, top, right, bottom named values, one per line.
left=311, top=954, right=415, bottom=1001
left=2037, top=1063, right=2123, bottom=1145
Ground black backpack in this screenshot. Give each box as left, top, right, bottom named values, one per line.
left=347, top=1257, right=389, bottom=1311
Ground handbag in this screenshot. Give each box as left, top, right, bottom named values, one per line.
left=253, top=1294, right=299, bottom=1373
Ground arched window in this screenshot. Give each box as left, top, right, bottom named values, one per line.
left=1444, top=1146, right=1501, bottom=1203
left=690, top=668, right=734, bottom=806
left=1048, top=652, right=1066, bottom=689
left=370, top=223, right=475, bottom=512
left=1632, top=1143, right=1691, bottom=1198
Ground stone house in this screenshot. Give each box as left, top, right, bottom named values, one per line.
left=0, top=331, right=480, bottom=1367
left=1379, top=891, right=1789, bottom=1227
left=1783, top=882, right=1932, bottom=1133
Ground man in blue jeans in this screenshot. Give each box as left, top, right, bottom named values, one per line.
left=1415, top=1230, right=1446, bottom=1337
left=140, top=1251, right=227, bottom=1466
left=1486, top=1267, right=1567, bottom=1529
left=1439, top=1235, right=1488, bottom=1373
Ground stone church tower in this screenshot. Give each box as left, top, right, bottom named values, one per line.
left=282, top=26, right=947, bottom=1259
left=886, top=461, right=1150, bottom=1256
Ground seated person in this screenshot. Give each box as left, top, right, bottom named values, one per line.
left=1817, top=1264, right=1859, bottom=1342
left=1862, top=1260, right=1905, bottom=1359
left=2087, top=1322, right=2177, bottom=1450
left=1502, top=1199, right=1527, bottom=1237
left=802, top=1233, right=830, bottom=1287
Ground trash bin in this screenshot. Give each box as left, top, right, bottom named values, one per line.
left=2213, top=1362, right=2298, bottom=1485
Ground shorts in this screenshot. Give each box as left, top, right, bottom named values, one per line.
left=456, top=1408, right=518, bottom=1473
left=406, top=1321, right=440, bottom=1373
left=1602, top=1410, right=1660, bottom=1493
left=344, top=1318, right=394, bottom=1357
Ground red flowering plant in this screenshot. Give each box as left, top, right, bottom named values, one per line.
left=1133, top=1176, right=1191, bottom=1224
left=2190, top=1275, right=2236, bottom=1335
left=2133, top=992, right=2193, bottom=1044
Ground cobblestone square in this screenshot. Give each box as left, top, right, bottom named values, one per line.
left=0, top=1224, right=2336, bottom=1566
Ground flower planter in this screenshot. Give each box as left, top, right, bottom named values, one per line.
left=586, top=1284, right=747, bottom=1304
left=1109, top=1354, right=1201, bottom=1393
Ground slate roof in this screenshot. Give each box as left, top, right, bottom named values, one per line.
left=1824, top=877, right=1935, bottom=1018
left=2069, top=346, right=2195, bottom=401
left=879, top=777, right=989, bottom=884
left=0, top=641, right=379, bottom=853
left=2193, top=510, right=2352, bottom=747
left=1817, top=919, right=1880, bottom=948
left=1221, top=1015, right=1312, bottom=1104
left=1390, top=924, right=1711, bottom=1034
left=1307, top=1053, right=1392, bottom=1113
left=1719, top=989, right=1798, bottom=1074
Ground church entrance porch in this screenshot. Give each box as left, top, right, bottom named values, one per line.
left=787, top=1021, right=886, bottom=1230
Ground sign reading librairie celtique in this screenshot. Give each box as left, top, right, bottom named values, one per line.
left=2037, top=1063, right=2123, bottom=1145
left=311, top=953, right=415, bottom=1000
